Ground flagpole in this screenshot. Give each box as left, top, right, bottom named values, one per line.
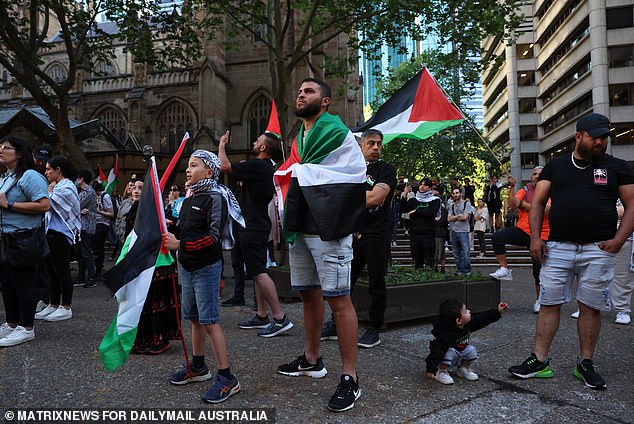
left=170, top=271, right=193, bottom=377
left=427, top=70, right=509, bottom=174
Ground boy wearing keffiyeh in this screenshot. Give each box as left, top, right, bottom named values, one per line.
left=164, top=150, right=243, bottom=404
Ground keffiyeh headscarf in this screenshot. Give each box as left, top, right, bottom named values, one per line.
left=415, top=189, right=439, bottom=203
left=191, top=150, right=245, bottom=248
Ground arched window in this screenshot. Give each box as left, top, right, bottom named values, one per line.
left=45, top=63, right=68, bottom=83
left=157, top=101, right=194, bottom=153
left=248, top=95, right=270, bottom=146
left=94, top=60, right=118, bottom=77
left=97, top=108, right=127, bottom=144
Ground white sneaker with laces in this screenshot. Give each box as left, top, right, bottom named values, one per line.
left=489, top=267, right=513, bottom=281
left=44, top=307, right=72, bottom=322
left=35, top=305, right=57, bottom=320
left=456, top=366, right=479, bottom=381
left=0, top=322, right=16, bottom=339
left=434, top=369, right=454, bottom=385
left=0, top=325, right=34, bottom=347
left=35, top=300, right=47, bottom=313
left=571, top=310, right=579, bottom=319
left=615, top=312, right=631, bottom=325
left=533, top=300, right=541, bottom=314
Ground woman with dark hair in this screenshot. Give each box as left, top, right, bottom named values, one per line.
left=0, top=136, right=50, bottom=347
left=35, top=156, right=81, bottom=322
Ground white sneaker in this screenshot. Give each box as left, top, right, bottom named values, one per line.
left=489, top=267, right=513, bottom=281
left=615, top=312, right=631, bottom=325
left=456, top=366, right=479, bottom=381
left=35, top=305, right=58, bottom=320
left=571, top=310, right=579, bottom=319
left=533, top=300, right=541, bottom=314
left=35, top=300, right=47, bottom=313
left=44, top=307, right=72, bottom=322
left=0, top=325, right=34, bottom=347
left=434, top=369, right=454, bottom=385
left=0, top=322, right=16, bottom=339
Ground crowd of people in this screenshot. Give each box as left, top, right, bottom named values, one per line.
left=0, top=80, right=632, bottom=413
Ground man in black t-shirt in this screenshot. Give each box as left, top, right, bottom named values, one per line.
left=484, top=175, right=502, bottom=231
left=320, top=129, right=396, bottom=348
left=509, top=113, right=634, bottom=390
left=218, top=131, right=293, bottom=338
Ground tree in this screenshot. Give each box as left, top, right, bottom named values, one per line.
left=0, top=0, right=201, bottom=168
left=202, top=0, right=422, bottom=139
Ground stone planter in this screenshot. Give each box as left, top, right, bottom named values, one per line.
left=464, top=278, right=500, bottom=313
left=352, top=280, right=466, bottom=324
left=267, top=268, right=300, bottom=302
left=352, top=278, right=500, bottom=325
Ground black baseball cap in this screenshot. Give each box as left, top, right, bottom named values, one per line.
left=576, top=113, right=612, bottom=138
left=33, top=145, right=53, bottom=161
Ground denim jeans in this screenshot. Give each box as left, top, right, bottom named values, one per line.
left=450, top=231, right=471, bottom=274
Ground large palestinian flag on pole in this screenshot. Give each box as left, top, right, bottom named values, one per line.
left=274, top=112, right=366, bottom=243
left=104, top=154, right=120, bottom=195
left=99, top=157, right=173, bottom=371
left=353, top=67, right=465, bottom=144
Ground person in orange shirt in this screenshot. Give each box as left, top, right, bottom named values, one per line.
left=489, top=167, right=550, bottom=313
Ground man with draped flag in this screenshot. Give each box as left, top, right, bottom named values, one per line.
left=275, top=78, right=366, bottom=413
left=99, top=157, right=173, bottom=371
left=353, top=67, right=465, bottom=145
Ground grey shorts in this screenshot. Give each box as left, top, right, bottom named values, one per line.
left=539, top=241, right=615, bottom=311
left=289, top=234, right=353, bottom=297
left=440, top=345, right=478, bottom=367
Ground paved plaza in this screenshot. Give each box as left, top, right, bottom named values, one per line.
left=1, top=259, right=632, bottom=423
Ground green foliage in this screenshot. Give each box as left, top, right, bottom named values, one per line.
left=360, top=265, right=491, bottom=286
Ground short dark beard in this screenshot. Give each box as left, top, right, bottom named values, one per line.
left=295, top=101, right=322, bottom=119
left=577, top=143, right=607, bottom=163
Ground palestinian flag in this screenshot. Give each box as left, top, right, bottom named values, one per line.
left=353, top=67, right=465, bottom=144
left=104, top=154, right=120, bottom=195
left=97, top=165, right=107, bottom=186
left=265, top=99, right=281, bottom=139
left=99, top=157, right=173, bottom=371
left=274, top=112, right=366, bottom=242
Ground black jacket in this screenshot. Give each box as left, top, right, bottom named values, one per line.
left=177, top=191, right=227, bottom=272
left=425, top=309, right=501, bottom=373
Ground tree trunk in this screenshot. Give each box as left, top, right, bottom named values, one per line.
left=45, top=99, right=90, bottom=170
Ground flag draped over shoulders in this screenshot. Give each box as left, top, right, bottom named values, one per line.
left=274, top=112, right=366, bottom=242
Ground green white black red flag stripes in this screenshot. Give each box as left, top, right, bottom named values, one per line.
left=274, top=112, right=366, bottom=242
left=99, top=157, right=173, bottom=371
left=104, top=154, right=119, bottom=195
left=353, top=67, right=465, bottom=144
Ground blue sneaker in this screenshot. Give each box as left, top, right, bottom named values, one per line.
left=201, top=374, right=240, bottom=403
left=169, top=363, right=212, bottom=385
left=257, top=315, right=293, bottom=338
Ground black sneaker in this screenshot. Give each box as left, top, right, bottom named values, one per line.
left=320, top=320, right=338, bottom=341
left=169, top=362, right=212, bottom=385
left=238, top=314, right=270, bottom=329
left=328, top=374, right=361, bottom=412
left=83, top=281, right=97, bottom=288
left=221, top=297, right=246, bottom=307
left=573, top=358, right=606, bottom=389
left=508, top=353, right=554, bottom=379
left=277, top=354, right=328, bottom=378
left=358, top=328, right=380, bottom=348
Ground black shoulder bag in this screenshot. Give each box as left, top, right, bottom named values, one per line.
left=0, top=174, right=49, bottom=267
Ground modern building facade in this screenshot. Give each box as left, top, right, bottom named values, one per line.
left=482, top=0, right=634, bottom=182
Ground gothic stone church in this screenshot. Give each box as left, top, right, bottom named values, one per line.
left=0, top=21, right=363, bottom=187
